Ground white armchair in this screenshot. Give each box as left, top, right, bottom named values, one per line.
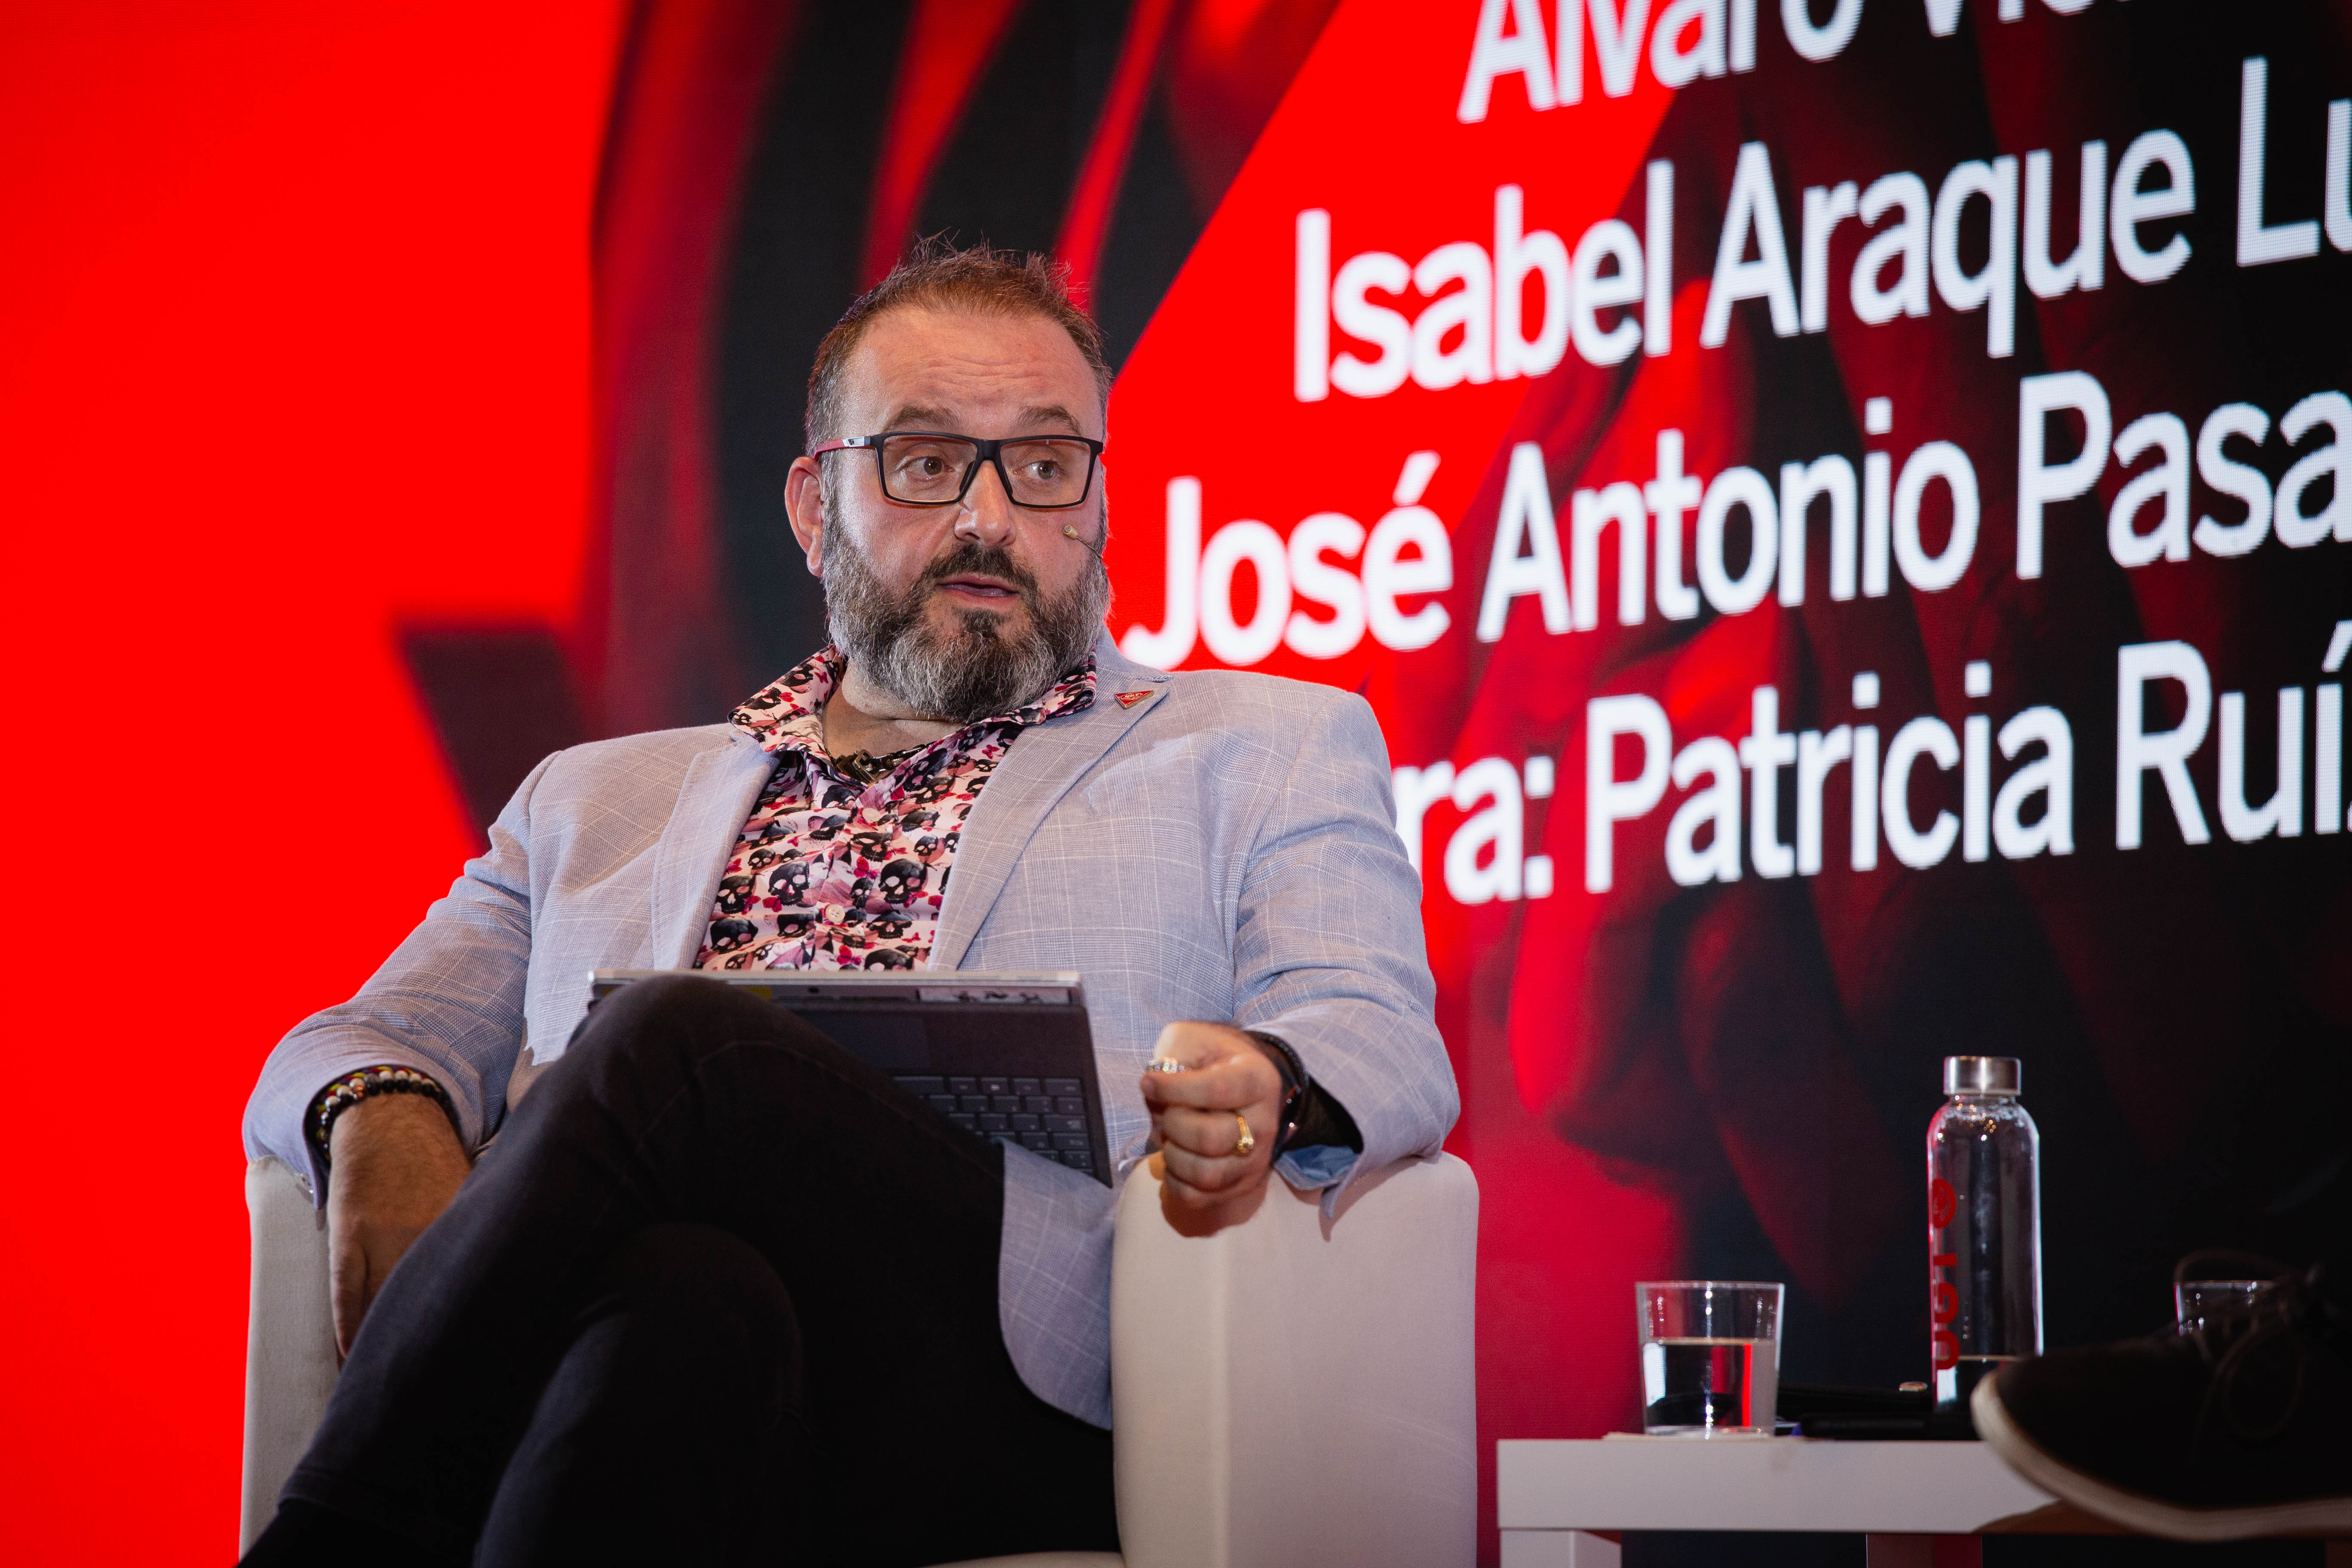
left=241, top=1150, right=1479, bottom=1567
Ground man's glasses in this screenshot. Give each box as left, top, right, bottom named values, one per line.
left=810, top=431, right=1104, bottom=510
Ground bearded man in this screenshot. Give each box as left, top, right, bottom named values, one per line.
left=239, top=247, right=1456, bottom=1567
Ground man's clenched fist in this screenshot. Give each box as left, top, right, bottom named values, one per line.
left=1138, top=1021, right=1286, bottom=1233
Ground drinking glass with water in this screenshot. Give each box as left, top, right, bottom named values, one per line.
left=1637, top=1281, right=1784, bottom=1436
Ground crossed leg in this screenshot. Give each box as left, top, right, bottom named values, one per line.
left=243, top=974, right=1117, bottom=1566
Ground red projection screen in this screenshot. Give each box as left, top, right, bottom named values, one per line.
left=6, top=3, right=2349, bottom=1564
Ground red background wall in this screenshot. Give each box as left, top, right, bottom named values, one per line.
left=0, top=6, right=624, bottom=1560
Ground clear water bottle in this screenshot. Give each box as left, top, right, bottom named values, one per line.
left=1926, top=1056, right=2041, bottom=1414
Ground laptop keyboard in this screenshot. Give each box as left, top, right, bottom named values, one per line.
left=892, top=1074, right=1095, bottom=1174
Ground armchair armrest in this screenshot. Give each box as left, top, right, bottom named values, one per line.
left=240, top=1157, right=338, bottom=1554
left=1108, top=1152, right=1478, bottom=1568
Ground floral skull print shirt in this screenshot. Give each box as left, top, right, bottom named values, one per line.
left=692, top=646, right=1097, bottom=972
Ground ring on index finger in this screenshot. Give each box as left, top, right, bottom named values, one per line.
left=1148, top=1058, right=1187, bottom=1075
left=1231, top=1112, right=1255, bottom=1158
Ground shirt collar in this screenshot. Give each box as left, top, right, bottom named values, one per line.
left=729, top=646, right=1098, bottom=757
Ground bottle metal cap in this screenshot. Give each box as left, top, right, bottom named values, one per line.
left=1945, top=1056, right=2021, bottom=1096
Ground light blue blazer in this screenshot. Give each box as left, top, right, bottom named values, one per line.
left=243, top=634, right=1458, bottom=1426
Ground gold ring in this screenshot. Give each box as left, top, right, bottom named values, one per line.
left=1232, top=1112, right=1256, bottom=1158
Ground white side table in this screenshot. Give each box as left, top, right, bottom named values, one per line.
left=1497, top=1437, right=2060, bottom=1568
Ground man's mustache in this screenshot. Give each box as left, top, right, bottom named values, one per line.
left=917, top=542, right=1041, bottom=609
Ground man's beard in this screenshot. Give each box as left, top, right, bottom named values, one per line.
left=823, top=506, right=1111, bottom=724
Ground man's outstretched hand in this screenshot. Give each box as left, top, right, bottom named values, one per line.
left=1139, top=1021, right=1285, bottom=1234
left=325, top=1093, right=471, bottom=1357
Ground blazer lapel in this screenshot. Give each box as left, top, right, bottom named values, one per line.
left=649, top=734, right=778, bottom=968
left=931, top=643, right=1171, bottom=971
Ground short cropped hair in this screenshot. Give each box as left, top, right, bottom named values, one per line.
left=804, top=240, right=1112, bottom=452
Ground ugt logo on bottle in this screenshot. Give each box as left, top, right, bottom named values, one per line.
left=1929, top=1177, right=1959, bottom=1370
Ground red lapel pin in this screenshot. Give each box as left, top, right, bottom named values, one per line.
left=1116, top=690, right=1152, bottom=709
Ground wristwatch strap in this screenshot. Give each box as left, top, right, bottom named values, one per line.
left=1243, top=1029, right=1310, bottom=1157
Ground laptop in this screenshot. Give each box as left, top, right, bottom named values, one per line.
left=587, top=970, right=1113, bottom=1184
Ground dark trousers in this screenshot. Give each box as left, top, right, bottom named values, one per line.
left=245, top=974, right=1118, bottom=1567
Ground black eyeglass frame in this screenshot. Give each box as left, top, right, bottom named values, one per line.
left=809, top=430, right=1107, bottom=511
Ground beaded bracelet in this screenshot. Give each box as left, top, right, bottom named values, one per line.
left=308, top=1065, right=455, bottom=1167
